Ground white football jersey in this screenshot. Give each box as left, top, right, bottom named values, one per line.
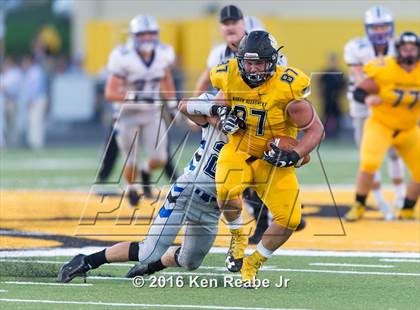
left=206, top=43, right=288, bottom=70
left=183, top=122, right=227, bottom=197
left=107, top=41, right=175, bottom=113
left=344, top=37, right=395, bottom=117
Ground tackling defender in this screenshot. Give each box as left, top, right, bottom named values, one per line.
left=344, top=6, right=405, bottom=220
left=190, top=31, right=324, bottom=286
left=104, top=15, right=178, bottom=205
left=346, top=31, right=419, bottom=221
left=58, top=92, right=228, bottom=282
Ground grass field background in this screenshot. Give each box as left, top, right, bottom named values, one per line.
left=1, top=141, right=419, bottom=309
left=0, top=253, right=419, bottom=309
left=0, top=141, right=399, bottom=190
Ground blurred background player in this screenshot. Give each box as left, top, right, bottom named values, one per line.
left=346, top=31, right=419, bottom=221
left=1, top=56, right=22, bottom=147
left=318, top=53, right=346, bottom=139
left=194, top=5, right=287, bottom=96
left=104, top=15, right=178, bottom=206
left=344, top=6, right=405, bottom=219
left=98, top=17, right=180, bottom=190
left=20, top=54, right=48, bottom=150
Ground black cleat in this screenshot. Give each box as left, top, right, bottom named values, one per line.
left=127, top=189, right=141, bottom=207
left=225, top=254, right=243, bottom=273
left=57, top=254, right=91, bottom=283
left=126, top=264, right=155, bottom=278
left=296, top=218, right=306, bottom=231
left=140, top=170, right=153, bottom=199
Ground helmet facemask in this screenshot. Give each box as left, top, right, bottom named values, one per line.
left=132, top=31, right=159, bottom=53
left=237, top=53, right=277, bottom=87
left=365, top=22, right=394, bottom=45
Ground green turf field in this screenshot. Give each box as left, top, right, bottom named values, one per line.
left=0, top=253, right=419, bottom=309
left=1, top=141, right=418, bottom=309
left=0, top=141, right=401, bottom=190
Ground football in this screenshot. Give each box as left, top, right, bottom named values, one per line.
left=267, top=136, right=311, bottom=167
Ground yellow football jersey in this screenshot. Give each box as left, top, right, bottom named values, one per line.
left=363, top=56, right=420, bottom=130
left=210, top=59, right=311, bottom=158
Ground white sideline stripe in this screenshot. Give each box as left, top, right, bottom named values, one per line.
left=0, top=290, right=8, bottom=293
left=9, top=257, right=418, bottom=278
left=380, top=258, right=420, bottom=263
left=162, top=272, right=240, bottom=277
left=309, top=263, right=394, bottom=268
left=89, top=276, right=130, bottom=281
left=211, top=248, right=420, bottom=258
left=1, top=281, right=92, bottom=287
left=267, top=268, right=420, bottom=276
left=0, top=259, right=131, bottom=267
left=1, top=247, right=420, bottom=258
left=0, top=298, right=307, bottom=310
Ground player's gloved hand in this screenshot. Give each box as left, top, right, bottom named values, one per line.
left=263, top=143, right=301, bottom=167
left=210, top=105, right=229, bottom=117
left=211, top=106, right=246, bottom=134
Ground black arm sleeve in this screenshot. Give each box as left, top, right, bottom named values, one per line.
left=353, top=88, right=368, bottom=104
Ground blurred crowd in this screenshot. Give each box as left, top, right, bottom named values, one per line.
left=1, top=23, right=348, bottom=150
left=0, top=25, right=90, bottom=150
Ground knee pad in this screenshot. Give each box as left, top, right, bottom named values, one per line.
left=174, top=246, right=181, bottom=267
left=128, top=242, right=139, bottom=261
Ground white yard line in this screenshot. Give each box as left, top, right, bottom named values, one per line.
left=0, top=298, right=307, bottom=310
left=1, top=281, right=91, bottom=287
left=0, top=259, right=131, bottom=267
left=161, top=272, right=240, bottom=277
left=265, top=268, right=420, bottom=276
left=1, top=247, right=420, bottom=258
left=380, top=258, right=420, bottom=263
left=0, top=290, right=8, bottom=293
left=309, top=263, right=394, bottom=268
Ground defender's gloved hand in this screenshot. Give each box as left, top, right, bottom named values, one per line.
left=220, top=113, right=241, bottom=135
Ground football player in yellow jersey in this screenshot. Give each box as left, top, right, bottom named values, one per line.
left=346, top=32, right=420, bottom=221
left=185, top=31, right=324, bottom=286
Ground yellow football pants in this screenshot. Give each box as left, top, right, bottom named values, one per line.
left=215, top=143, right=301, bottom=230
left=360, top=118, right=420, bottom=182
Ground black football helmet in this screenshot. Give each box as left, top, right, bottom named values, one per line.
left=237, top=31, right=279, bottom=87
left=395, top=31, right=419, bottom=65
